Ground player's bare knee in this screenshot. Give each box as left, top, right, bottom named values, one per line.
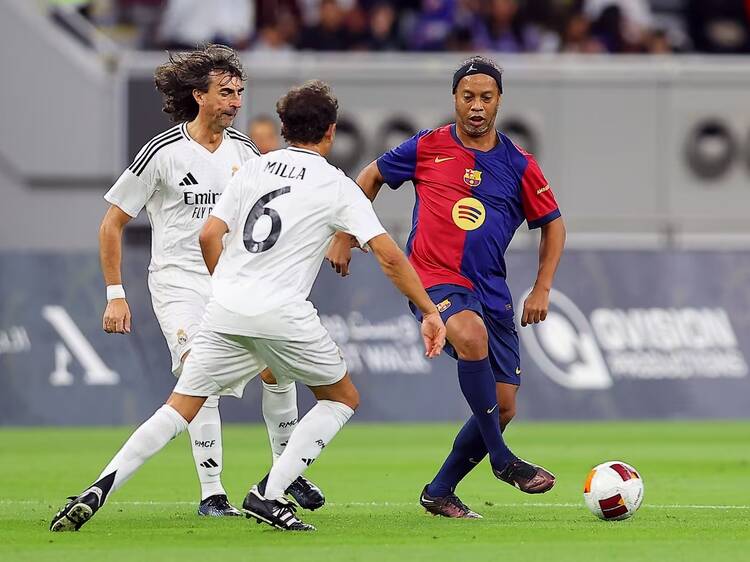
left=341, top=387, right=360, bottom=411
left=452, top=328, right=489, bottom=360
left=309, top=375, right=359, bottom=410
left=333, top=382, right=360, bottom=411
left=259, top=368, right=277, bottom=385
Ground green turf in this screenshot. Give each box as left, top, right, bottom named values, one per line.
left=1, top=421, right=748, bottom=561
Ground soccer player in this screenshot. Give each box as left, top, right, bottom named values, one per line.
left=327, top=55, right=566, bottom=518
left=50, top=79, right=446, bottom=533
left=97, top=44, right=323, bottom=516
left=248, top=114, right=282, bottom=154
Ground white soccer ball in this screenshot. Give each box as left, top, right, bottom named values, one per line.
left=583, top=461, right=644, bottom=521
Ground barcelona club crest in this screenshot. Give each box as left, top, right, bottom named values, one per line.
left=463, top=168, right=482, bottom=187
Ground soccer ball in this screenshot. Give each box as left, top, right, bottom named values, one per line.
left=583, top=461, right=644, bottom=521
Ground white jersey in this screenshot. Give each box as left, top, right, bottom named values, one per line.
left=105, top=123, right=260, bottom=274
left=210, top=146, right=386, bottom=318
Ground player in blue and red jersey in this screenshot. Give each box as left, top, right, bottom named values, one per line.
left=327, top=55, right=566, bottom=518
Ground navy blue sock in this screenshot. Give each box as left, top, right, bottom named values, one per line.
left=427, top=415, right=486, bottom=497
left=456, top=358, right=514, bottom=469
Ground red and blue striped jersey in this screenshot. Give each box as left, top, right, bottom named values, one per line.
left=377, top=124, right=561, bottom=319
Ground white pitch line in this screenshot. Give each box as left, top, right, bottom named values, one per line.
left=2, top=500, right=748, bottom=510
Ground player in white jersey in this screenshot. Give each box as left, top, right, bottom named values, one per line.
left=96, top=44, right=323, bottom=517
left=51, top=80, right=446, bottom=533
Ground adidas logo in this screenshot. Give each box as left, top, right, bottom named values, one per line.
left=179, top=172, right=198, bottom=186
left=200, top=458, right=219, bottom=469
left=302, top=458, right=315, bottom=466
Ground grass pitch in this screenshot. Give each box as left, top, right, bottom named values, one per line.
left=1, top=421, right=748, bottom=561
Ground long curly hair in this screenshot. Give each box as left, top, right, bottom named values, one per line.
left=154, top=44, right=246, bottom=123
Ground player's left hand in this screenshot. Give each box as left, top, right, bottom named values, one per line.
left=326, top=232, right=363, bottom=277
left=421, top=311, right=446, bottom=358
left=521, top=286, right=550, bottom=327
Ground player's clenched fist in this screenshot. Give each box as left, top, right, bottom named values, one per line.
left=521, top=286, right=549, bottom=327
left=326, top=231, right=366, bottom=277
left=421, top=311, right=446, bottom=358
left=103, top=299, right=132, bottom=334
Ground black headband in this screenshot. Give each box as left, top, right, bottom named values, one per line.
left=452, top=61, right=503, bottom=94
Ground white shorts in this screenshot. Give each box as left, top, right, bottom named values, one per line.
left=148, top=268, right=211, bottom=376
left=174, top=304, right=347, bottom=398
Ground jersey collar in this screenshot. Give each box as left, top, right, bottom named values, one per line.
left=449, top=124, right=503, bottom=155
left=287, top=146, right=323, bottom=157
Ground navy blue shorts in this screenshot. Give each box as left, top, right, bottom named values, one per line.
left=410, top=284, right=521, bottom=386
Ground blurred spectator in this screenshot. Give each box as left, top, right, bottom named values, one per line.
left=446, top=0, right=486, bottom=51
left=345, top=2, right=373, bottom=50
left=158, top=0, right=254, bottom=50
left=367, top=2, right=402, bottom=50
left=118, top=0, right=163, bottom=48
left=686, top=0, right=750, bottom=53
left=590, top=4, right=630, bottom=52
left=74, top=0, right=750, bottom=56
left=406, top=0, right=456, bottom=51
left=584, top=0, right=654, bottom=46
left=560, top=11, right=605, bottom=53
left=252, top=24, right=295, bottom=54
left=253, top=1, right=300, bottom=54
left=256, top=0, right=302, bottom=29
left=298, top=0, right=357, bottom=26
left=473, top=0, right=542, bottom=53
left=248, top=115, right=282, bottom=154
left=298, top=0, right=351, bottom=50
left=643, top=27, right=673, bottom=54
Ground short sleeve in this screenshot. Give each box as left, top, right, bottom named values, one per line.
left=331, top=179, right=387, bottom=247
left=104, top=169, right=158, bottom=218
left=376, top=129, right=430, bottom=190
left=520, top=156, right=561, bottom=229
left=211, top=164, right=246, bottom=232
left=104, top=139, right=165, bottom=217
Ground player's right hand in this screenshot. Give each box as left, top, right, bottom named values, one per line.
left=103, top=299, right=131, bottom=334
left=421, top=311, right=446, bottom=358
left=326, top=232, right=358, bottom=277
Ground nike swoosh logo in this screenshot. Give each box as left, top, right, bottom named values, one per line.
left=516, top=367, right=521, bottom=375
left=434, top=156, right=455, bottom=163
left=420, top=495, right=435, bottom=504
left=486, top=404, right=498, bottom=414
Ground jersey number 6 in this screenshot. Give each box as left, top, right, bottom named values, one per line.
left=243, top=186, right=291, bottom=253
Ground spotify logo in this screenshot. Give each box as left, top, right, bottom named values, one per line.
left=452, top=198, right=486, bottom=231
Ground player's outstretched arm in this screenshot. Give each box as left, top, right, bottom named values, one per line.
left=99, top=205, right=133, bottom=334
left=326, top=160, right=386, bottom=277
left=199, top=216, right=229, bottom=275
left=521, top=216, right=566, bottom=327
left=355, top=160, right=386, bottom=201
left=367, top=233, right=445, bottom=357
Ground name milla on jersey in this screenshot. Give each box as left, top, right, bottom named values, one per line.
left=264, top=161, right=306, bottom=180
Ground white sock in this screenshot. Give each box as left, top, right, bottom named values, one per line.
left=261, top=381, right=298, bottom=462
left=265, top=400, right=354, bottom=500
left=91, top=405, right=188, bottom=504
left=188, top=395, right=226, bottom=500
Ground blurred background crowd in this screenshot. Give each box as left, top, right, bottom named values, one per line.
left=47, top=0, right=750, bottom=55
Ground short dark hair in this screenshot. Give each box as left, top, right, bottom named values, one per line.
left=275, top=80, right=338, bottom=145
left=154, top=44, right=246, bottom=123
